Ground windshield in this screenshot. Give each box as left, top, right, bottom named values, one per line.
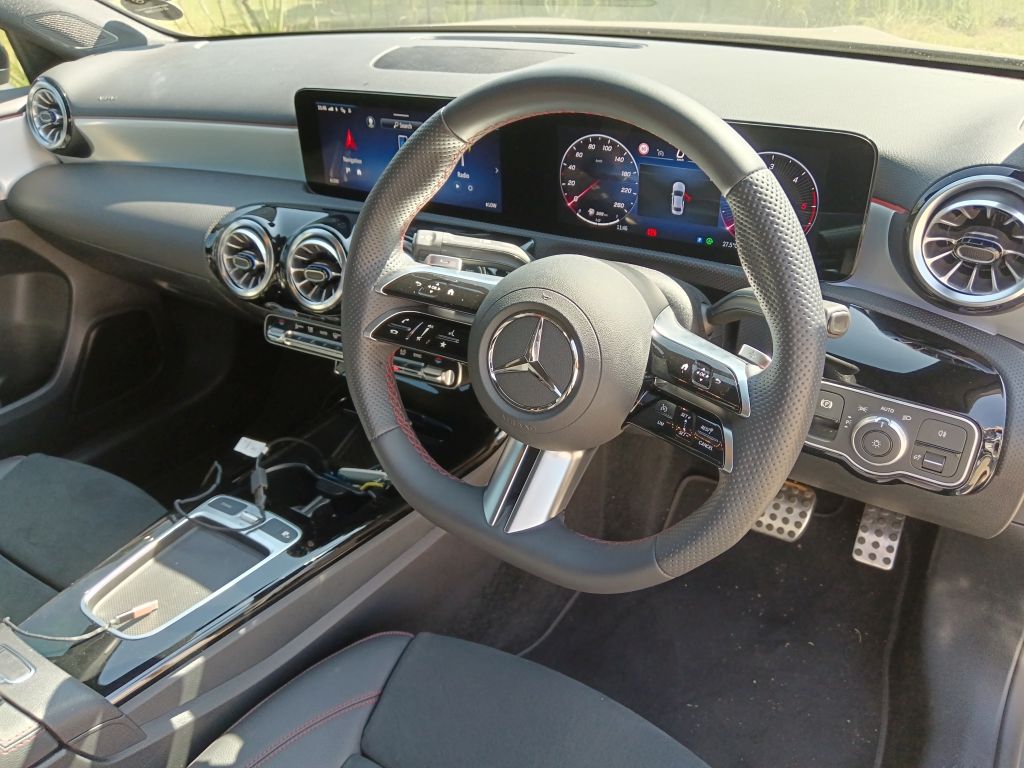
left=107, top=0, right=1023, bottom=71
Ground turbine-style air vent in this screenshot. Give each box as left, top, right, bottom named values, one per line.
left=284, top=227, right=346, bottom=312
left=910, top=175, right=1024, bottom=310
left=26, top=79, right=71, bottom=151
left=215, top=220, right=275, bottom=299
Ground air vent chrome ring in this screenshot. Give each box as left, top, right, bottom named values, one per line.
left=284, top=226, right=346, bottom=312
left=910, top=175, right=1024, bottom=310
left=215, top=220, right=275, bottom=300
left=26, top=78, right=72, bottom=151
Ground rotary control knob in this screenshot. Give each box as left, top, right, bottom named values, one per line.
left=851, top=416, right=908, bottom=467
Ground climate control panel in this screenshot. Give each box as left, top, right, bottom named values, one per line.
left=264, top=314, right=465, bottom=389
left=806, top=380, right=981, bottom=489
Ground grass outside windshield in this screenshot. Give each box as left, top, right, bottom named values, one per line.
left=0, top=29, right=26, bottom=87
left=118, top=0, right=1024, bottom=66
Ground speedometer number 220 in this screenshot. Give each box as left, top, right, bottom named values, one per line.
left=560, top=135, right=640, bottom=226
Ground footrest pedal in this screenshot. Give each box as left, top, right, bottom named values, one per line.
left=751, top=481, right=815, bottom=542
left=853, top=505, right=904, bottom=571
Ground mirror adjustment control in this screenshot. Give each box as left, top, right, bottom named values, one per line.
left=851, top=416, right=908, bottom=467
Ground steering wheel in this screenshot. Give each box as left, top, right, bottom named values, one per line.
left=341, top=68, right=826, bottom=594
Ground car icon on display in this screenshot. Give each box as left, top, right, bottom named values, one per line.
left=671, top=181, right=686, bottom=215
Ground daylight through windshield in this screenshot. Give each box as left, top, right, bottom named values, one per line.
left=108, top=0, right=1024, bottom=68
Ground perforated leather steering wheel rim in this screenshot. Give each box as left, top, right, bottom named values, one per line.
left=341, top=67, right=826, bottom=594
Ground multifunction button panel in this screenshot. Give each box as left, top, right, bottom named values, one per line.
left=806, top=380, right=981, bottom=489
left=266, top=314, right=464, bottom=389
left=382, top=271, right=489, bottom=313
left=630, top=393, right=733, bottom=471
left=370, top=311, right=472, bottom=361
left=650, top=346, right=744, bottom=413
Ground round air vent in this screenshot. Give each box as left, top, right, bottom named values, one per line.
left=215, top=220, right=276, bottom=299
left=284, top=226, right=346, bottom=312
left=910, top=175, right=1024, bottom=310
left=26, top=79, right=71, bottom=151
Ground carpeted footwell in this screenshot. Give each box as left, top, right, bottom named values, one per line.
left=524, top=478, right=913, bottom=768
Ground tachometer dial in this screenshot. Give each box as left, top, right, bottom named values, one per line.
left=720, top=151, right=819, bottom=235
left=560, top=134, right=640, bottom=226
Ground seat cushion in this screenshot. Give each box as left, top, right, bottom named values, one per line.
left=0, top=454, right=166, bottom=592
left=0, top=554, right=56, bottom=623
left=191, top=633, right=708, bottom=768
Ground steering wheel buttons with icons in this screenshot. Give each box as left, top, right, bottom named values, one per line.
left=629, top=396, right=729, bottom=470
left=371, top=311, right=472, bottom=361
left=384, top=271, right=490, bottom=312
left=660, top=350, right=744, bottom=413
left=695, top=416, right=724, bottom=446
left=709, top=371, right=741, bottom=408
left=666, top=352, right=694, bottom=381
left=690, top=360, right=713, bottom=390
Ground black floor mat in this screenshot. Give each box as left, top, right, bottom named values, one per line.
left=525, top=483, right=911, bottom=768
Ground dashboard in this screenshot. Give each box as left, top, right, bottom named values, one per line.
left=295, top=90, right=877, bottom=280
left=5, top=30, right=1024, bottom=542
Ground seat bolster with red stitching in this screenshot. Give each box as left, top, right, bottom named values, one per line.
left=189, top=633, right=412, bottom=768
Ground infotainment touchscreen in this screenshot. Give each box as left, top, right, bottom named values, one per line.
left=296, top=91, right=502, bottom=214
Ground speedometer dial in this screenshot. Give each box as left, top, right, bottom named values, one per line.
left=560, top=135, right=639, bottom=226
left=720, top=151, right=819, bottom=235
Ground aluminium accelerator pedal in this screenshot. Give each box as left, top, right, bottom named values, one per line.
left=852, top=505, right=905, bottom=571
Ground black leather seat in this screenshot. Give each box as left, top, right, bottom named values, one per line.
left=0, top=454, right=166, bottom=622
left=191, top=632, right=709, bottom=768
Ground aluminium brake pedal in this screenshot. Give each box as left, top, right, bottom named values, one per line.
left=751, top=481, right=815, bottom=542
left=853, top=505, right=905, bottom=571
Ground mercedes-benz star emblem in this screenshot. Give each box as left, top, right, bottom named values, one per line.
left=487, top=312, right=580, bottom=413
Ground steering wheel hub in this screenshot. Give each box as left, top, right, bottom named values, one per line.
left=486, top=312, right=580, bottom=413
left=468, top=254, right=652, bottom=452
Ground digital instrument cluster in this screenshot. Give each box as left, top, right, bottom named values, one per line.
left=296, top=90, right=877, bottom=280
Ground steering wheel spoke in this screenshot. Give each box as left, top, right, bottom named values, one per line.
left=648, top=305, right=752, bottom=417
left=377, top=262, right=500, bottom=314
left=483, top=438, right=594, bottom=533
left=627, top=389, right=736, bottom=472
left=364, top=263, right=500, bottom=364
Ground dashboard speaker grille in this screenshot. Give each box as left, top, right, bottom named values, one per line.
left=215, top=220, right=275, bottom=299
left=27, top=12, right=118, bottom=50
left=911, top=175, right=1024, bottom=310
left=27, top=79, right=71, bottom=151
left=284, top=227, right=346, bottom=312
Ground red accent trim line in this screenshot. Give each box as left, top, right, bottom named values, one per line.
left=871, top=197, right=908, bottom=214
